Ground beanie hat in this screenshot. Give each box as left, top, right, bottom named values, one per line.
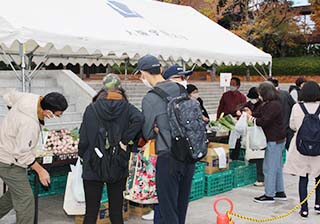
left=102, top=74, right=122, bottom=91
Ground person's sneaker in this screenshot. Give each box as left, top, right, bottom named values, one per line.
left=142, top=210, right=154, bottom=221
left=274, top=192, right=287, bottom=201
left=253, top=181, right=264, bottom=187
left=315, top=205, right=320, bottom=214
left=300, top=210, right=308, bottom=219
left=254, top=195, right=275, bottom=204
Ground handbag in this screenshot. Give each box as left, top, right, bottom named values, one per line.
left=245, top=120, right=266, bottom=160
left=90, top=103, right=130, bottom=183
left=124, top=140, right=158, bottom=204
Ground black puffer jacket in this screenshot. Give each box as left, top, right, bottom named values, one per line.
left=78, top=98, right=144, bottom=181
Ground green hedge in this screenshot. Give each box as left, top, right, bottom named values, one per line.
left=216, top=56, right=320, bottom=76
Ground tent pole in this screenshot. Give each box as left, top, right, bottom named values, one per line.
left=19, top=43, right=26, bottom=92
left=268, top=61, right=272, bottom=78
left=0, top=46, right=21, bottom=81
left=211, top=64, right=216, bottom=81
left=124, top=58, right=128, bottom=80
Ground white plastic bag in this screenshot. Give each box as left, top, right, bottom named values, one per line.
left=249, top=121, right=267, bottom=150
left=235, top=112, right=247, bottom=136
left=63, top=172, right=85, bottom=215
left=245, top=121, right=267, bottom=160
left=70, top=158, right=85, bottom=203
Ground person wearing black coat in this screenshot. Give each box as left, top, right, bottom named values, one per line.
left=78, top=74, right=144, bottom=224
left=187, top=84, right=209, bottom=122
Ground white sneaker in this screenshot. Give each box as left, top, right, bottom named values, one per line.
left=253, top=181, right=264, bottom=187
left=142, top=210, right=154, bottom=221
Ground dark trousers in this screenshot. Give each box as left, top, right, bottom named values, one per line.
left=230, top=138, right=242, bottom=160
left=249, top=159, right=264, bottom=182
left=83, top=178, right=126, bottom=224
left=299, top=175, right=320, bottom=211
left=156, top=153, right=195, bottom=224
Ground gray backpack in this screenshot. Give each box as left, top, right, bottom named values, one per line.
left=151, top=84, right=208, bottom=163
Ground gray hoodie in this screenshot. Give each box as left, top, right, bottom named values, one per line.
left=142, top=80, right=181, bottom=155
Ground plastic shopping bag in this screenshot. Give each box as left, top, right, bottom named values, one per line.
left=124, top=140, right=158, bottom=204
left=235, top=112, right=247, bottom=136
left=63, top=172, right=85, bottom=215
left=245, top=121, right=266, bottom=160
left=70, top=158, right=85, bottom=203
left=249, top=121, right=267, bottom=150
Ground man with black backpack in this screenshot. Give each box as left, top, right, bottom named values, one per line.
left=138, top=55, right=207, bottom=224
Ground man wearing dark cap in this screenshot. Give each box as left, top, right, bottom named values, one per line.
left=162, top=64, right=192, bottom=89
left=138, top=55, right=195, bottom=224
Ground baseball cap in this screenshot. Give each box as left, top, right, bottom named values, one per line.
left=135, top=54, right=161, bottom=74
left=102, top=74, right=122, bottom=90
left=163, top=65, right=193, bottom=80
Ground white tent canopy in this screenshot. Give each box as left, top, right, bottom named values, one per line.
left=0, top=0, right=271, bottom=67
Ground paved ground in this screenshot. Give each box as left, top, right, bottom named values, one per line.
left=1, top=174, right=319, bottom=224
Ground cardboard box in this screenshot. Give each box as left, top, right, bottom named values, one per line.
left=75, top=201, right=129, bottom=224
left=128, top=201, right=152, bottom=217
left=201, top=142, right=229, bottom=174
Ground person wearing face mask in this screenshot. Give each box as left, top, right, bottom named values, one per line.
left=217, top=77, right=246, bottom=120
left=0, top=91, right=68, bottom=224
left=187, top=84, right=209, bottom=122
left=244, top=82, right=287, bottom=203
left=238, top=87, right=265, bottom=186
left=138, top=56, right=195, bottom=224
left=162, top=64, right=192, bottom=89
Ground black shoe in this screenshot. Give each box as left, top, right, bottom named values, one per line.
left=315, top=204, right=320, bottom=214
left=300, top=210, right=308, bottom=219
left=254, top=195, right=275, bottom=204
left=274, top=192, right=287, bottom=201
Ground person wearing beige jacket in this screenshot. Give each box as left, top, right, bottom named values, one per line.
left=0, top=91, right=67, bottom=224
left=284, top=81, right=320, bottom=219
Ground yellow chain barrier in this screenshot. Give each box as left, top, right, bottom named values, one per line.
left=229, top=178, right=320, bottom=222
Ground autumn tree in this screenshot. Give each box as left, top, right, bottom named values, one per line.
left=310, top=0, right=320, bottom=32
left=231, top=1, right=303, bottom=57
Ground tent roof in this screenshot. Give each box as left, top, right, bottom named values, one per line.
left=0, top=0, right=271, bottom=66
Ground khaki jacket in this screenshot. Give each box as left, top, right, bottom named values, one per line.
left=0, top=91, right=41, bottom=168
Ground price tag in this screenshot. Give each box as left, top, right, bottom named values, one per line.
left=43, top=156, right=53, bottom=164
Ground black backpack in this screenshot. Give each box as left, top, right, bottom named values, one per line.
left=89, top=103, right=130, bottom=183
left=296, top=103, right=320, bottom=156
left=151, top=84, right=208, bottom=163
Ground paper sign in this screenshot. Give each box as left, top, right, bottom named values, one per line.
left=43, top=156, right=53, bottom=164
left=220, top=73, right=232, bottom=87
left=213, top=147, right=227, bottom=168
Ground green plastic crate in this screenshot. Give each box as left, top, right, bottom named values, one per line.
left=29, top=173, right=108, bottom=202
left=189, top=176, right=205, bottom=201
left=204, top=170, right=233, bottom=196
left=193, top=162, right=206, bottom=178
left=29, top=173, right=67, bottom=197
left=231, top=161, right=256, bottom=188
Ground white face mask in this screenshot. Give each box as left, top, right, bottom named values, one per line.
left=141, top=78, right=153, bottom=89
left=190, top=93, right=199, bottom=100
left=178, top=80, right=188, bottom=89
left=249, top=99, right=258, bottom=104
left=230, top=86, right=237, bottom=91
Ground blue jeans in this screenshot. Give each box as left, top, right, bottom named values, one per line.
left=263, top=141, right=285, bottom=197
